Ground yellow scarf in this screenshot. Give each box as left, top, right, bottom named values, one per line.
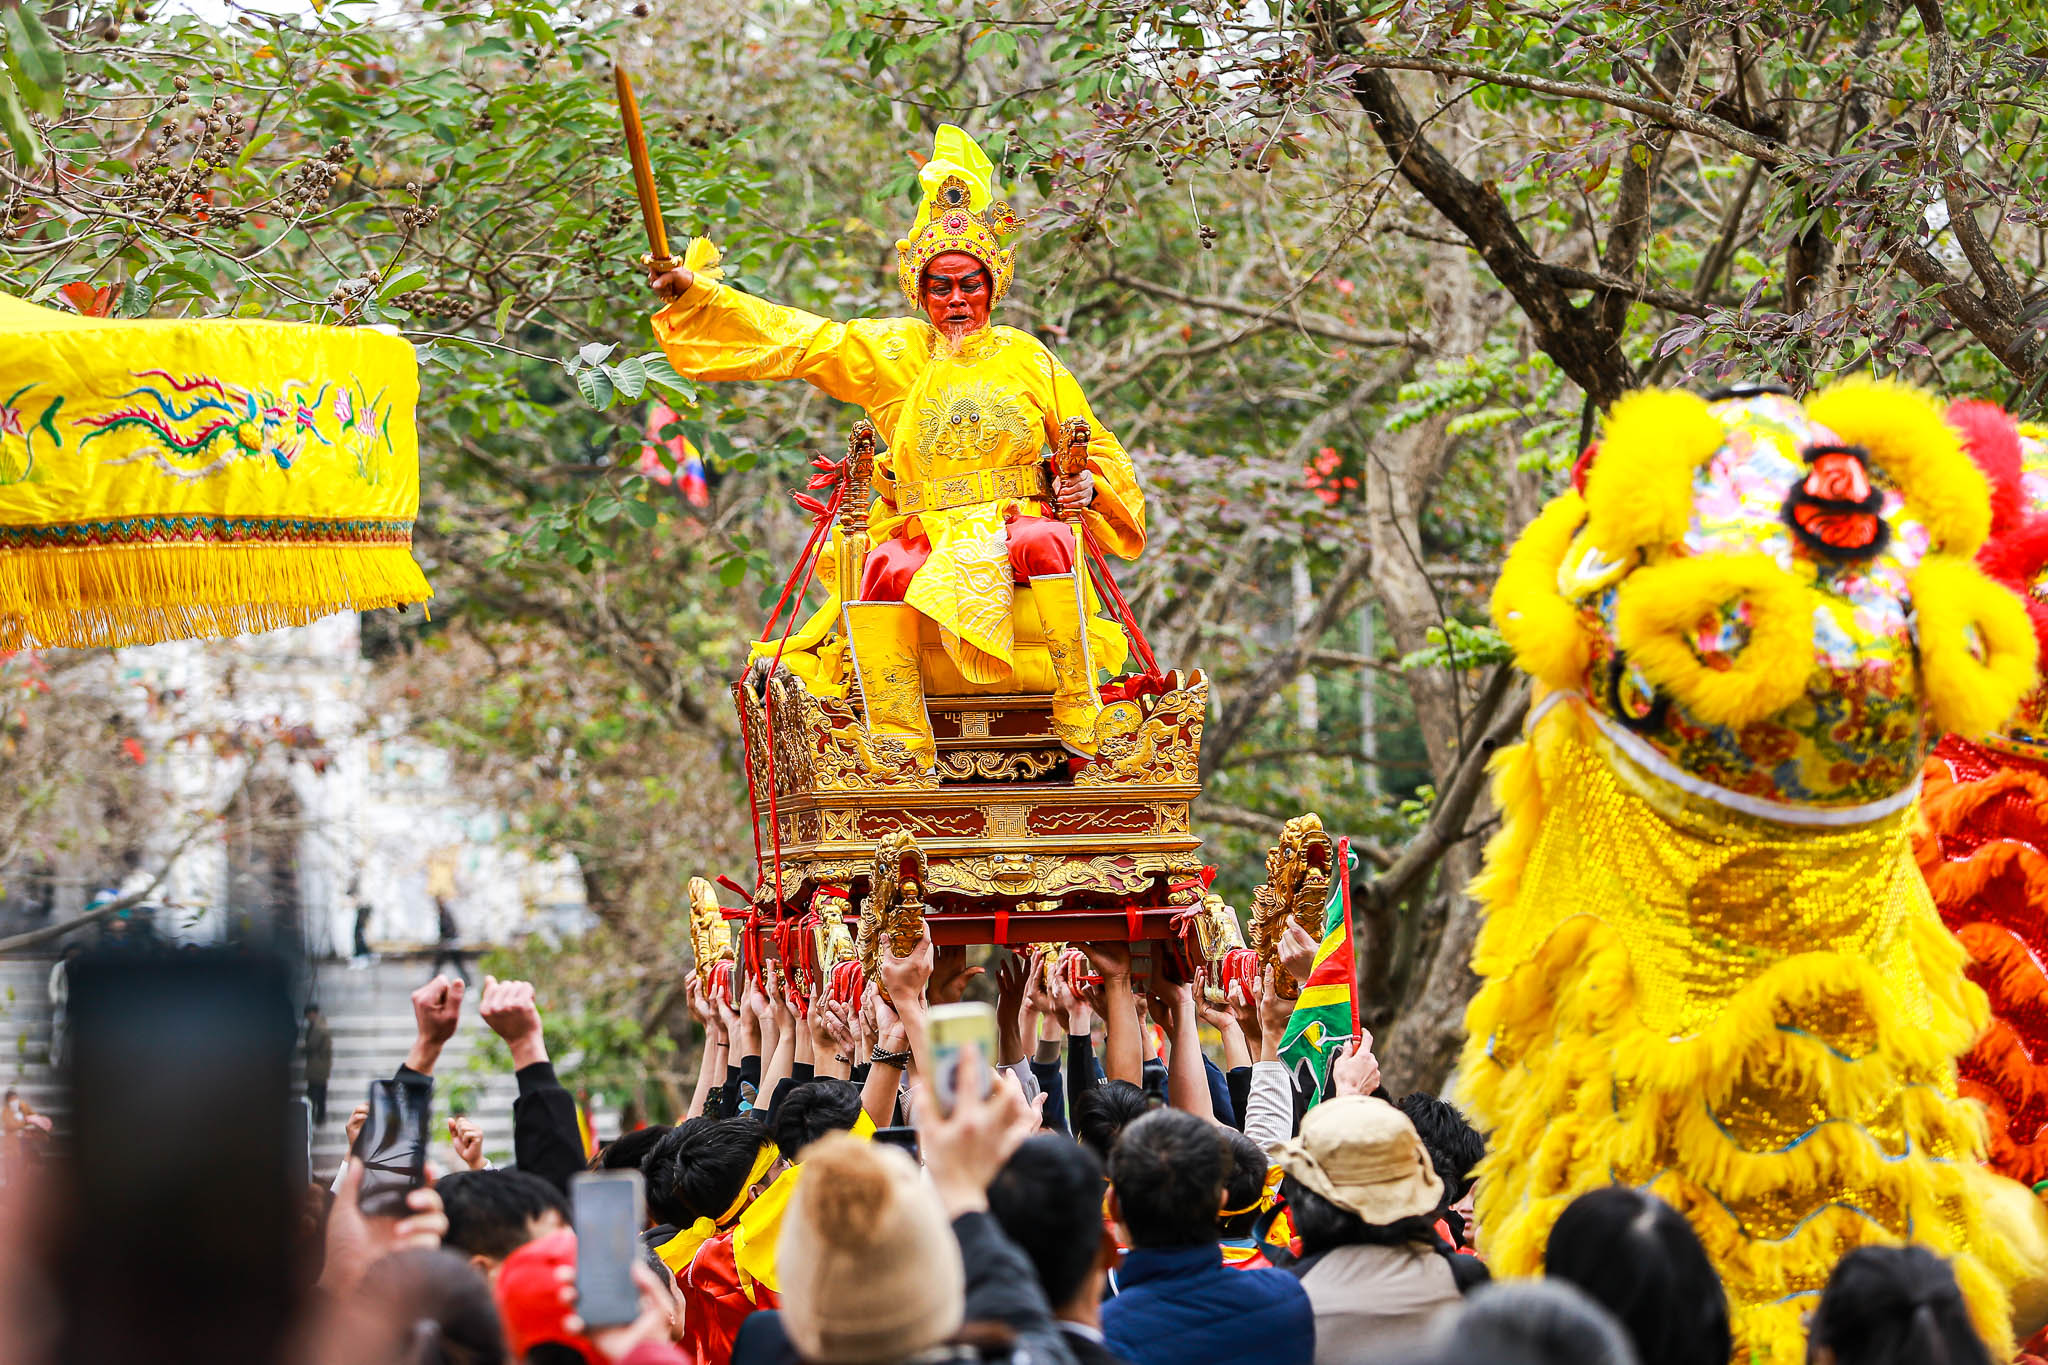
left=654, top=1143, right=780, bottom=1276
left=730, top=1111, right=876, bottom=1300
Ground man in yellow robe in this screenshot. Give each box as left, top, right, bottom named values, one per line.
left=647, top=126, right=1146, bottom=767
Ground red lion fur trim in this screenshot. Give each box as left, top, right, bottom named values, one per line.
left=1950, top=399, right=2025, bottom=535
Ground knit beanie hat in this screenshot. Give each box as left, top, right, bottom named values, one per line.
left=776, top=1134, right=965, bottom=1364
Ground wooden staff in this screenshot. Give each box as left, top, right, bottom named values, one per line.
left=614, top=65, right=676, bottom=272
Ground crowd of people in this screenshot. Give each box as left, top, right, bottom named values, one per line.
left=297, top=928, right=2003, bottom=1365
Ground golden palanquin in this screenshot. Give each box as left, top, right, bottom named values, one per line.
left=734, top=426, right=1210, bottom=945
left=735, top=663, right=1209, bottom=945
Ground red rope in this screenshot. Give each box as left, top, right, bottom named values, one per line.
left=1080, top=527, right=1164, bottom=681
left=753, top=483, right=845, bottom=919
left=734, top=698, right=766, bottom=874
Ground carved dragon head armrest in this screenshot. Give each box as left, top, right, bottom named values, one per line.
left=1247, top=813, right=1334, bottom=1000
left=856, top=831, right=930, bottom=1002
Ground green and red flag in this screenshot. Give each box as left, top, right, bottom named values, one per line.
left=1277, top=837, right=1360, bottom=1108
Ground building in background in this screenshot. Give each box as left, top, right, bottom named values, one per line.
left=16, top=611, right=587, bottom=960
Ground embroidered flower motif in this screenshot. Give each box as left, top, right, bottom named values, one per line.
left=0, top=404, right=21, bottom=440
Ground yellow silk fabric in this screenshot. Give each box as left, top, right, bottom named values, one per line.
left=653, top=278, right=1144, bottom=682
left=729, top=1109, right=877, bottom=1301
left=0, top=292, right=429, bottom=648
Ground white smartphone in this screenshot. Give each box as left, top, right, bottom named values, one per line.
left=571, top=1169, right=646, bottom=1329
left=927, top=1000, right=998, bottom=1116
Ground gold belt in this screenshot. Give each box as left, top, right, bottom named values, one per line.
left=895, top=465, right=1046, bottom=515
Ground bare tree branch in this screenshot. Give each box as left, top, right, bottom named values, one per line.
left=0, top=797, right=225, bottom=954
left=1355, top=664, right=1526, bottom=914
left=1096, top=269, right=1423, bottom=351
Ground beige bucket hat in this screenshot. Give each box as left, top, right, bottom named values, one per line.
left=1272, top=1095, right=1445, bottom=1224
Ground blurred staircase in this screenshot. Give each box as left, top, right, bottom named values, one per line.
left=0, top=956, right=62, bottom=1130
left=301, top=957, right=524, bottom=1177
left=0, top=953, right=539, bottom=1179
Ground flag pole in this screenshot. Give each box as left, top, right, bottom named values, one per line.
left=1336, top=837, right=1360, bottom=1037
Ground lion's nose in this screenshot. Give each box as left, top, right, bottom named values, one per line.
left=1785, top=444, right=1887, bottom=560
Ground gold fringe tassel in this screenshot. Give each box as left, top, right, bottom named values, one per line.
left=0, top=543, right=432, bottom=649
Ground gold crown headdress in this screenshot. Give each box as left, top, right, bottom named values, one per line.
left=895, top=125, right=1019, bottom=307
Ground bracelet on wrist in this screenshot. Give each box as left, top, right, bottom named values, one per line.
left=870, top=1045, right=912, bottom=1070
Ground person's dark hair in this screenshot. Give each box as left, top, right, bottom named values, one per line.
left=1808, top=1244, right=1991, bottom=1365
left=1281, top=1175, right=1436, bottom=1254
left=592, top=1124, right=671, bottom=1174
left=357, top=1248, right=507, bottom=1365
left=1108, top=1108, right=1226, bottom=1249
left=1544, top=1187, right=1730, bottom=1365
left=305, top=1004, right=320, bottom=1017
left=1074, top=1079, right=1152, bottom=1163
left=988, top=1136, right=1107, bottom=1309
left=643, top=1115, right=773, bottom=1228
left=1219, top=1129, right=1268, bottom=1239
left=1396, top=1092, right=1485, bottom=1203
left=1427, top=1278, right=1638, bottom=1365
left=436, top=1170, right=568, bottom=1261
left=772, top=1079, right=863, bottom=1159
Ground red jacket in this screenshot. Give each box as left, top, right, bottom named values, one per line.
left=678, top=1231, right=778, bottom=1365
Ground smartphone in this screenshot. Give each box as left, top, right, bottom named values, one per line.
left=57, top=951, right=299, bottom=1365
left=288, top=1095, right=312, bottom=1192
left=873, top=1126, right=921, bottom=1161
left=354, top=1077, right=430, bottom=1216
left=572, top=1169, right=647, bottom=1330
left=927, top=1000, right=998, bottom=1116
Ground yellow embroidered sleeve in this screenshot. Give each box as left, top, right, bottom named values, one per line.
left=1045, top=352, right=1146, bottom=561
left=650, top=278, right=926, bottom=436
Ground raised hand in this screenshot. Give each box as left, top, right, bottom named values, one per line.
left=929, top=943, right=982, bottom=1006
left=995, top=950, right=1030, bottom=1065
left=647, top=264, right=695, bottom=301
left=320, top=1158, right=448, bottom=1295
left=405, top=974, right=465, bottom=1075
left=881, top=927, right=937, bottom=1019
left=914, top=1041, right=1039, bottom=1218
left=1331, top=1032, right=1382, bottom=1098
left=478, top=974, right=549, bottom=1070
left=1256, top=964, right=1295, bottom=1063
left=344, top=1101, right=370, bottom=1153
left=449, top=1115, right=487, bottom=1170
left=1277, top=920, right=1319, bottom=988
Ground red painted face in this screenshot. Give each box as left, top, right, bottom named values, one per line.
left=920, top=250, right=993, bottom=339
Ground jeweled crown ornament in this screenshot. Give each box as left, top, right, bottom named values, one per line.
left=895, top=125, right=1019, bottom=307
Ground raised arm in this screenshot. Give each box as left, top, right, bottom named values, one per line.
left=647, top=262, right=924, bottom=427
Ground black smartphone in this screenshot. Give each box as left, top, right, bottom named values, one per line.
left=873, top=1126, right=920, bottom=1161
left=56, top=951, right=300, bottom=1365
left=354, top=1077, right=430, bottom=1216
left=572, top=1170, right=647, bottom=1329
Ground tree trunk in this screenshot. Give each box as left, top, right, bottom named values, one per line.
left=1359, top=237, right=1507, bottom=1093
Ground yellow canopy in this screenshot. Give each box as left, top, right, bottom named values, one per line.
left=0, top=292, right=431, bottom=648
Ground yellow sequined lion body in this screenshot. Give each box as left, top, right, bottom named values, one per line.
left=1466, top=380, right=2048, bottom=1363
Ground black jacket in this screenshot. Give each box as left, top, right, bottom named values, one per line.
left=512, top=1060, right=585, bottom=1192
